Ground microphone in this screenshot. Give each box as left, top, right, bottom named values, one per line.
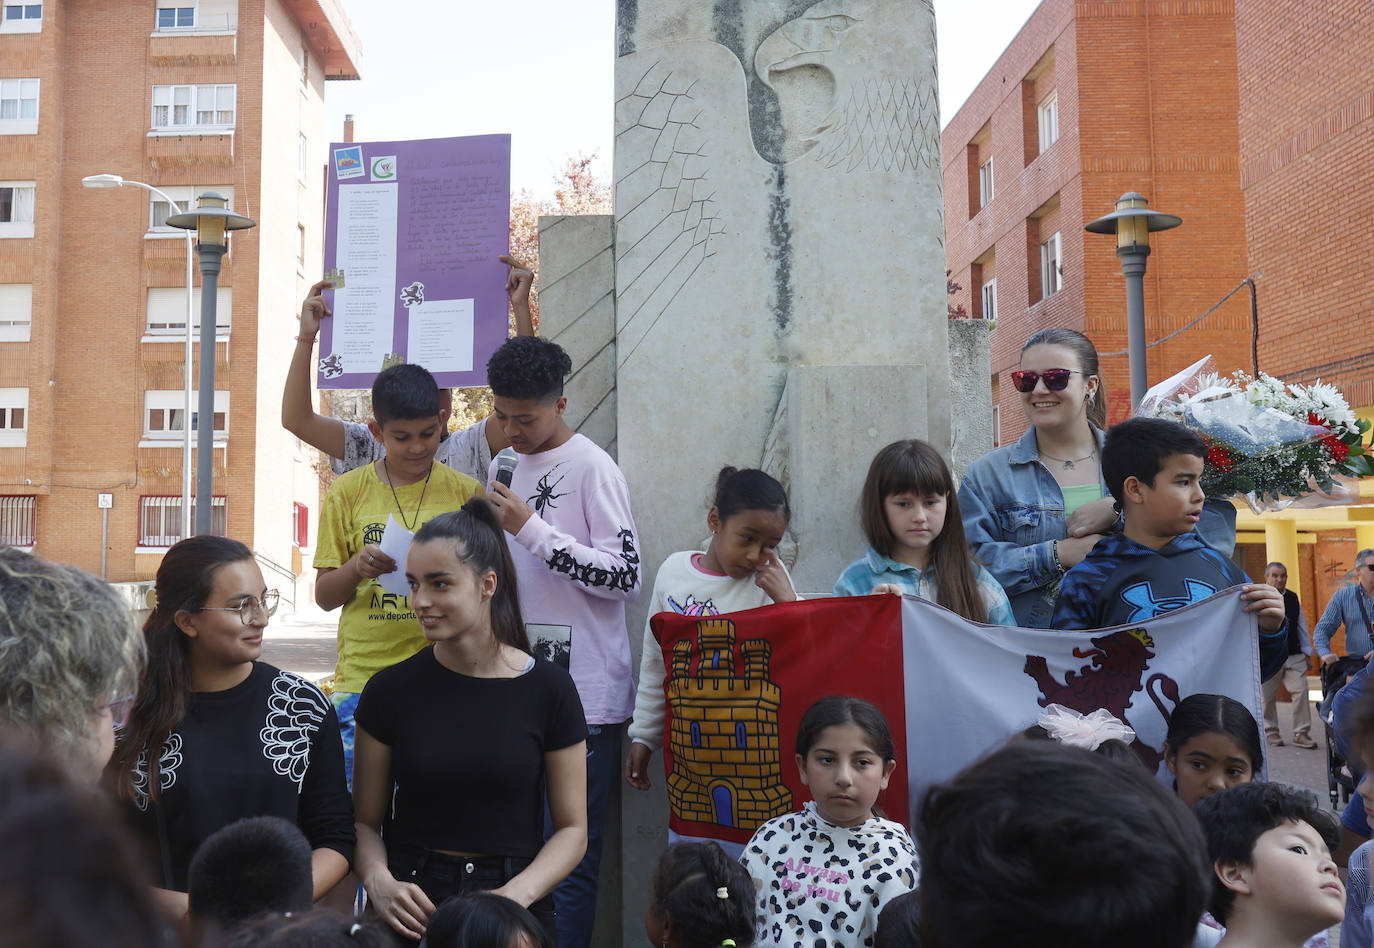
left=494, top=447, right=519, bottom=488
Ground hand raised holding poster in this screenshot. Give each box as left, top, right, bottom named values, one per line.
left=319, top=134, right=511, bottom=390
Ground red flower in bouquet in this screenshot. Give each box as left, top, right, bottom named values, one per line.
left=1205, top=443, right=1235, bottom=472
left=1323, top=434, right=1350, bottom=462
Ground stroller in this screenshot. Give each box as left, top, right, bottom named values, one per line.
left=1320, top=655, right=1368, bottom=809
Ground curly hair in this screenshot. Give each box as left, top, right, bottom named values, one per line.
left=485, top=336, right=572, bottom=401
left=0, top=548, right=144, bottom=769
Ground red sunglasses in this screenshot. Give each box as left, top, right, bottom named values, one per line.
left=1011, top=368, right=1081, bottom=393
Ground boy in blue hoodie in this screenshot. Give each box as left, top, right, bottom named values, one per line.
left=1052, top=418, right=1288, bottom=679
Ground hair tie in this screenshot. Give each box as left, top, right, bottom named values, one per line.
left=349, top=922, right=362, bottom=936
left=721, top=941, right=736, bottom=947
left=1037, top=704, right=1135, bottom=751
left=716, top=886, right=729, bottom=900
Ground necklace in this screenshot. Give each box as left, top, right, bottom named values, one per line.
left=1039, top=449, right=1096, bottom=471
left=382, top=457, right=433, bottom=530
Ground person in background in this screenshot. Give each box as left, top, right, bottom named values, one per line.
left=186, top=816, right=314, bottom=947
left=1262, top=561, right=1316, bottom=749
left=1315, top=549, right=1374, bottom=668
left=0, top=547, right=144, bottom=781
left=282, top=255, right=535, bottom=484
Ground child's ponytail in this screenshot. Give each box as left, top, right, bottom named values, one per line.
left=651, top=842, right=756, bottom=948
left=413, top=499, right=530, bottom=653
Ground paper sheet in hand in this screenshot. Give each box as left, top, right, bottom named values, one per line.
left=377, top=515, right=414, bottom=598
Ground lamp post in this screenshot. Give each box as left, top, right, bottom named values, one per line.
left=165, top=192, right=256, bottom=534
left=1085, top=192, right=1182, bottom=408
left=82, top=173, right=196, bottom=540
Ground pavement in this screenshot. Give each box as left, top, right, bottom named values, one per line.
left=259, top=602, right=341, bottom=684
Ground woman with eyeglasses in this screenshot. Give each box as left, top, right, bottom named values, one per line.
left=959, top=328, right=1237, bottom=628
left=108, top=535, right=354, bottom=919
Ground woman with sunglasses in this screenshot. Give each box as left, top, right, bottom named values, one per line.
left=108, top=535, right=354, bottom=919
left=959, top=328, right=1236, bottom=628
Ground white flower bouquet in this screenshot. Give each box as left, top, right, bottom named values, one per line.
left=1139, top=356, right=1373, bottom=513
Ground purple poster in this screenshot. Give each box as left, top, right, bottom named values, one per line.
left=319, top=134, right=511, bottom=389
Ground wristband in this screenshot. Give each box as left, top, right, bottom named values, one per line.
left=1051, top=539, right=1064, bottom=576
left=294, top=334, right=315, bottom=344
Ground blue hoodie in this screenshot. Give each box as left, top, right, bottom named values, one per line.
left=1052, top=531, right=1287, bottom=681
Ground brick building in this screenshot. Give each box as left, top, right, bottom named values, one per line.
left=943, top=0, right=1374, bottom=629
left=0, top=0, right=359, bottom=593
left=943, top=0, right=1254, bottom=444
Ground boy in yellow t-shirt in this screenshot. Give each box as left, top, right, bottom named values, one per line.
left=313, top=363, right=482, bottom=781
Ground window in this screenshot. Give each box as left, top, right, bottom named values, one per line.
left=1040, top=231, right=1062, bottom=299
left=0, top=495, right=35, bottom=547
left=0, top=182, right=35, bottom=238
left=155, top=5, right=195, bottom=29
left=978, top=157, right=994, bottom=209
left=293, top=502, right=308, bottom=547
left=734, top=722, right=748, bottom=749
left=143, top=389, right=228, bottom=441
left=0, top=388, right=27, bottom=447
left=1038, top=91, right=1059, bottom=153
left=297, top=223, right=306, bottom=267
left=981, top=278, right=997, bottom=322
left=0, top=4, right=42, bottom=33
left=139, top=495, right=225, bottom=547
left=298, top=133, right=308, bottom=181
left=151, top=84, right=235, bottom=131
left=992, top=404, right=1001, bottom=448
left=0, top=284, right=31, bottom=342
left=148, top=185, right=233, bottom=232
left=299, top=44, right=309, bottom=86
left=145, top=286, right=231, bottom=336
left=0, top=79, right=39, bottom=133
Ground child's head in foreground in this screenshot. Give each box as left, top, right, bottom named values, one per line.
left=423, top=891, right=552, bottom=948
left=795, top=696, right=896, bottom=827
left=1102, top=417, right=1206, bottom=541
left=367, top=363, right=443, bottom=478
left=187, top=815, right=313, bottom=943
left=1164, top=693, right=1264, bottom=808
left=1192, top=782, right=1342, bottom=941
left=916, top=741, right=1209, bottom=948
left=485, top=336, right=573, bottom=455
left=646, top=842, right=756, bottom=948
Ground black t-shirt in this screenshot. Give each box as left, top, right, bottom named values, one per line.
left=354, top=648, right=587, bottom=859
left=126, top=663, right=355, bottom=891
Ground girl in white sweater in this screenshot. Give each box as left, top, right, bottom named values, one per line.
left=624, top=467, right=798, bottom=846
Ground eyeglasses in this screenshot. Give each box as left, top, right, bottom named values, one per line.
left=199, top=590, right=280, bottom=625
left=1011, top=369, right=1081, bottom=393
left=107, top=693, right=135, bottom=729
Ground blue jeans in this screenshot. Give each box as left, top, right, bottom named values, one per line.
left=544, top=721, right=622, bottom=948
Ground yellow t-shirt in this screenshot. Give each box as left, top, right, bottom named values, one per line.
left=314, top=460, right=483, bottom=693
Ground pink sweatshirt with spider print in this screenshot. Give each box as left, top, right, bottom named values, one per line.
left=491, top=434, right=641, bottom=724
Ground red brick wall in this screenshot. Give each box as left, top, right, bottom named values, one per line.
left=1237, top=0, right=1374, bottom=408
left=944, top=0, right=1252, bottom=446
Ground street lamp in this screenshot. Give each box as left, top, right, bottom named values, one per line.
left=166, top=192, right=256, bottom=534
left=82, top=172, right=195, bottom=540
left=1085, top=192, right=1182, bottom=408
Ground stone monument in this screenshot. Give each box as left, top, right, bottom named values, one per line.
left=536, top=3, right=988, bottom=941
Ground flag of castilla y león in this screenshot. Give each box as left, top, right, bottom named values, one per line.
left=648, top=589, right=1263, bottom=846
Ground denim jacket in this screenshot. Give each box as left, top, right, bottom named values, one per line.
left=957, top=426, right=1238, bottom=628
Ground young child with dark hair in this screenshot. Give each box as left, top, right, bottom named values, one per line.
left=1339, top=687, right=1374, bottom=948
left=740, top=696, right=918, bottom=948
left=423, top=891, right=553, bottom=948
left=482, top=335, right=641, bottom=947
left=835, top=439, right=1013, bottom=624
left=916, top=740, right=1210, bottom=948
left=220, top=909, right=391, bottom=947
left=645, top=842, right=755, bottom=948
left=313, top=362, right=484, bottom=782
left=1164, top=694, right=1265, bottom=808
left=625, top=467, right=797, bottom=853
left=873, top=890, right=920, bottom=948
left=187, top=816, right=314, bottom=946
left=1192, top=783, right=1343, bottom=948
left=1050, top=419, right=1287, bottom=674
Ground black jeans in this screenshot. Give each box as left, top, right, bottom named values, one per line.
left=387, top=846, right=556, bottom=945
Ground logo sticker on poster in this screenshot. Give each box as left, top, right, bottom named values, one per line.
left=333, top=146, right=364, bottom=180
left=371, top=156, right=398, bottom=182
